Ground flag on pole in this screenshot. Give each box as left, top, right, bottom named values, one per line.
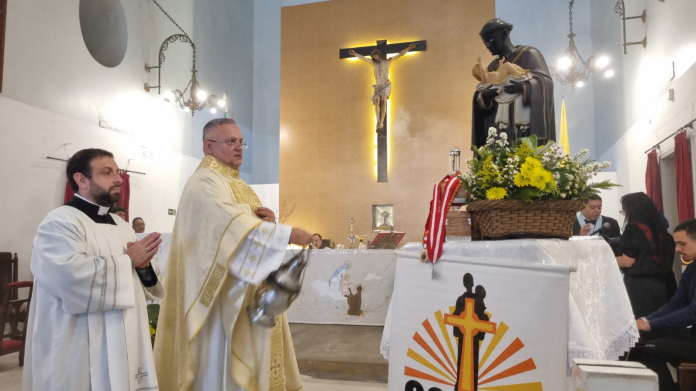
left=559, top=98, right=570, bottom=154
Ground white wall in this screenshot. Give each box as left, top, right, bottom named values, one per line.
left=2, top=0, right=196, bottom=155
left=599, top=0, right=696, bottom=215
left=599, top=62, right=696, bottom=206
left=0, top=0, right=266, bottom=280
left=0, top=97, right=200, bottom=281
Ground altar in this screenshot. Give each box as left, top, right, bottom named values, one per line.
left=286, top=248, right=396, bottom=326
left=380, top=238, right=638, bottom=391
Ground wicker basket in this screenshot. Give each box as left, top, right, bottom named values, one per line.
left=467, top=199, right=584, bottom=239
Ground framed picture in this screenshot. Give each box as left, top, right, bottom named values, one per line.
left=372, top=204, right=394, bottom=232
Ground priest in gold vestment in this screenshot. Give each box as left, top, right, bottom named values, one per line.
left=154, top=118, right=312, bottom=391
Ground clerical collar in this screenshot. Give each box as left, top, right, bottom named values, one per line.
left=198, top=155, right=240, bottom=179
left=74, top=194, right=111, bottom=215
left=66, top=194, right=117, bottom=225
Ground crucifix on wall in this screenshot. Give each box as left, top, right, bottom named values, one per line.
left=340, top=39, right=426, bottom=182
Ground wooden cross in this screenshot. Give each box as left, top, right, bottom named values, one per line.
left=340, top=40, right=426, bottom=183
left=444, top=298, right=497, bottom=391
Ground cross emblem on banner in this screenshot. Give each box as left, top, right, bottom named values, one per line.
left=135, top=366, right=149, bottom=384
left=444, top=298, right=497, bottom=391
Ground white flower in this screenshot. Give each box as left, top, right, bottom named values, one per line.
left=560, top=193, right=567, bottom=198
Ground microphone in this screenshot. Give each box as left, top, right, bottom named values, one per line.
left=590, top=222, right=611, bottom=236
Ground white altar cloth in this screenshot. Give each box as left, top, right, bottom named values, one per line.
left=381, top=238, right=638, bottom=388
left=287, top=249, right=395, bottom=326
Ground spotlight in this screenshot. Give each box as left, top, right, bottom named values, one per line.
left=183, top=106, right=191, bottom=112
left=210, top=107, right=217, bottom=114
left=196, top=89, right=207, bottom=101
left=604, top=69, right=615, bottom=78
left=576, top=81, right=585, bottom=88
left=217, top=99, right=226, bottom=108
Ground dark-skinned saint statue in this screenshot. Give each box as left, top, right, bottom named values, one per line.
left=471, top=18, right=556, bottom=149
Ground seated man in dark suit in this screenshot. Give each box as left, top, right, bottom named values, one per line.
left=631, top=218, right=696, bottom=391
left=572, top=194, right=621, bottom=237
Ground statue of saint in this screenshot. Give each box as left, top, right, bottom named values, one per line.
left=472, top=19, right=556, bottom=148
left=349, top=43, right=417, bottom=136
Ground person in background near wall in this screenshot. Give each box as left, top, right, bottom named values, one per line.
left=133, top=217, right=146, bottom=233
left=111, top=206, right=127, bottom=221
left=572, top=194, right=621, bottom=237
left=630, top=218, right=696, bottom=391
left=616, top=192, right=677, bottom=318
left=311, top=233, right=324, bottom=249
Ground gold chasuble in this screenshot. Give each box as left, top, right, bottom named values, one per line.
left=154, top=156, right=302, bottom=391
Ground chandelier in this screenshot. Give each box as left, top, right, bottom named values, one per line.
left=143, top=0, right=226, bottom=116
left=549, top=0, right=615, bottom=91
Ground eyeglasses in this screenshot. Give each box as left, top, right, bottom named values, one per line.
left=205, top=139, right=249, bottom=149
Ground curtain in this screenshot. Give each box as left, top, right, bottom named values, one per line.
left=62, top=171, right=131, bottom=221
left=64, top=182, right=75, bottom=204
left=645, top=149, right=664, bottom=213
left=674, top=130, right=694, bottom=223
left=116, top=171, right=131, bottom=222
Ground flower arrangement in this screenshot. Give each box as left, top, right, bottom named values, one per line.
left=461, top=128, right=617, bottom=202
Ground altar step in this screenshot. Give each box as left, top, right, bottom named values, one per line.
left=290, top=324, right=388, bottom=383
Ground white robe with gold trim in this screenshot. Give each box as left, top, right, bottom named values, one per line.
left=154, top=156, right=302, bottom=391
left=23, top=207, right=165, bottom=391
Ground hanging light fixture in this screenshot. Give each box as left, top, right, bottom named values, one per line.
left=549, top=0, right=616, bottom=91
left=143, top=0, right=225, bottom=116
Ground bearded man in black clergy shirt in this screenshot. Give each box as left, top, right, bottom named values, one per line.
left=24, top=148, right=165, bottom=391
left=573, top=194, right=621, bottom=237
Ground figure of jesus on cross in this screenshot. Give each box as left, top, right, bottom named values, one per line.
left=348, top=42, right=417, bottom=136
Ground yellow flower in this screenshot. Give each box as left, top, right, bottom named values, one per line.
left=486, top=187, right=507, bottom=200
left=514, top=173, right=531, bottom=187
left=521, top=162, right=535, bottom=175
left=529, top=167, right=552, bottom=190
left=525, top=157, right=542, bottom=168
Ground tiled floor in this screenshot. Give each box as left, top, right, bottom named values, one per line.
left=0, top=354, right=22, bottom=391
left=0, top=353, right=387, bottom=391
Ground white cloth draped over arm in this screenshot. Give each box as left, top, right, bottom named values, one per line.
left=31, top=213, right=135, bottom=314
left=227, top=221, right=291, bottom=285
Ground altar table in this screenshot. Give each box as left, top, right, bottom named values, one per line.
left=381, top=238, right=638, bottom=391
left=287, top=248, right=396, bottom=326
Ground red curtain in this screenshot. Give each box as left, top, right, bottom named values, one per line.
left=63, top=182, right=75, bottom=204
left=62, top=171, right=131, bottom=221
left=674, top=131, right=694, bottom=223
left=645, top=149, right=664, bottom=212
left=116, top=172, right=131, bottom=222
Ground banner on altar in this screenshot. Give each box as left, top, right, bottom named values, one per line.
left=388, top=255, right=569, bottom=391
left=287, top=249, right=396, bottom=326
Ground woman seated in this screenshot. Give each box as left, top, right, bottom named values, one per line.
left=616, top=192, right=677, bottom=318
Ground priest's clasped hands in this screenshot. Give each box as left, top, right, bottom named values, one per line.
left=126, top=232, right=162, bottom=269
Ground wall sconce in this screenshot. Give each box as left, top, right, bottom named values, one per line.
left=614, top=0, right=648, bottom=55
left=144, top=0, right=225, bottom=116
